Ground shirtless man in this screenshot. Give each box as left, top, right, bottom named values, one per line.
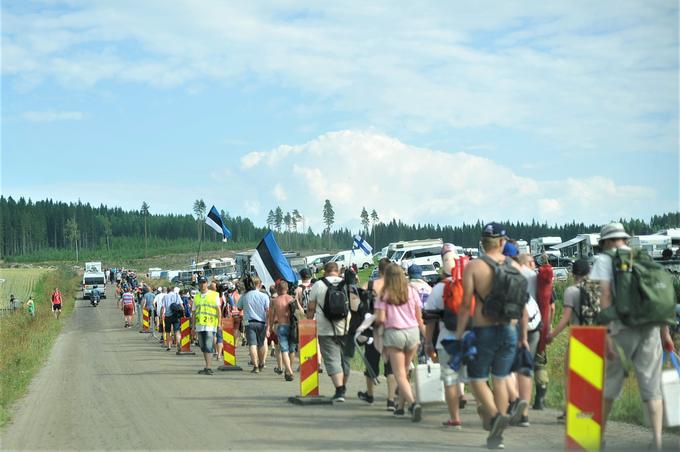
left=455, top=223, right=529, bottom=450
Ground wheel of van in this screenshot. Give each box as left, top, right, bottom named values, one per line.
left=433, top=262, right=440, bottom=269
left=362, top=263, right=371, bottom=269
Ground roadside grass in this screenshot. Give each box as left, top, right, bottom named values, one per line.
left=0, top=268, right=50, bottom=309
left=0, top=268, right=78, bottom=426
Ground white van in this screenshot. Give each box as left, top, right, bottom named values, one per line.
left=330, top=250, right=373, bottom=269
left=391, top=244, right=443, bottom=269
left=386, top=239, right=443, bottom=260
left=83, top=271, right=106, bottom=299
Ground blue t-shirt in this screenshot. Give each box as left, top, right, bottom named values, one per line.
left=237, top=290, right=270, bottom=322
left=143, top=292, right=155, bottom=309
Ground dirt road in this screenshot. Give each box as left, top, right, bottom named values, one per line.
left=2, top=285, right=678, bottom=450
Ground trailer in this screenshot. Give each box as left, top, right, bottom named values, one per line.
left=530, top=237, right=563, bottom=257
left=629, top=235, right=672, bottom=259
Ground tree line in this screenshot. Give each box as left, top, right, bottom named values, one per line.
left=0, top=195, right=677, bottom=260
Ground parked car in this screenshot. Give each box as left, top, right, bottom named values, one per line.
left=419, top=264, right=440, bottom=286
left=553, top=267, right=570, bottom=282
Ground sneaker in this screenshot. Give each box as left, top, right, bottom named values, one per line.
left=409, top=403, right=422, bottom=423
left=357, top=391, right=375, bottom=405
left=459, top=397, right=468, bottom=410
left=251, top=367, right=260, bottom=374
left=166, top=346, right=171, bottom=351
left=442, top=420, right=462, bottom=430
left=332, top=392, right=346, bottom=403
left=274, top=367, right=283, bottom=375
left=206, top=368, right=214, bottom=375
left=285, top=373, right=294, bottom=382
left=393, top=407, right=405, bottom=416
left=386, top=400, right=396, bottom=412
left=259, top=364, right=266, bottom=371
left=197, top=368, right=212, bottom=375
left=318, top=367, right=323, bottom=374
left=557, top=412, right=566, bottom=423
left=487, top=414, right=509, bottom=450
left=517, top=415, right=530, bottom=427
left=509, top=400, right=528, bottom=426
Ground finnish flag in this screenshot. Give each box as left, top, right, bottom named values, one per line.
left=205, top=206, right=232, bottom=241
left=251, top=231, right=298, bottom=289
left=352, top=234, right=373, bottom=256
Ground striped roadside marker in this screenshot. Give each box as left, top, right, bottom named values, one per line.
left=219, top=317, right=242, bottom=371
left=176, top=316, right=196, bottom=355
left=566, top=326, right=606, bottom=451
left=288, top=319, right=332, bottom=405
left=140, top=308, right=150, bottom=333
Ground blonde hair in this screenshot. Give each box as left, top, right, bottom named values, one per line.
left=481, top=236, right=502, bottom=253
left=380, top=263, right=409, bottom=306
left=275, top=280, right=289, bottom=296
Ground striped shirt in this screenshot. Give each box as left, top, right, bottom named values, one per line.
left=121, top=292, right=134, bottom=305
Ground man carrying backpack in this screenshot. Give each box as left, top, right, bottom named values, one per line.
left=590, top=222, right=675, bottom=451
left=307, top=261, right=351, bottom=402
left=455, top=223, right=529, bottom=450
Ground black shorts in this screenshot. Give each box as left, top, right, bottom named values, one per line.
left=364, top=341, right=393, bottom=378
left=164, top=316, right=181, bottom=333
left=52, top=304, right=62, bottom=311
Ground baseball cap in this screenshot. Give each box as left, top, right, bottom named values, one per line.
left=482, top=222, right=508, bottom=238
left=198, top=276, right=208, bottom=284
left=502, top=242, right=519, bottom=257
left=407, top=264, right=423, bottom=279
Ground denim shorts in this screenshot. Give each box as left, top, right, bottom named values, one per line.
left=467, top=324, right=517, bottom=380
left=197, top=331, right=215, bottom=354
left=246, top=321, right=266, bottom=347
left=276, top=325, right=296, bottom=353
left=216, top=326, right=223, bottom=344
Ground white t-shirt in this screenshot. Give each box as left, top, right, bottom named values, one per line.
left=520, top=267, right=538, bottom=301
left=520, top=266, right=541, bottom=330
left=154, top=293, right=165, bottom=316
left=310, top=276, right=350, bottom=336
left=423, top=281, right=455, bottom=349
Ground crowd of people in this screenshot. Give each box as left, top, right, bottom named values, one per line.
left=107, top=221, right=677, bottom=450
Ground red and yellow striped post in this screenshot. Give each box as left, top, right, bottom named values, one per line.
left=176, top=317, right=196, bottom=355
left=219, top=317, right=242, bottom=371
left=566, top=326, right=606, bottom=451
left=140, top=308, right=150, bottom=333
left=288, top=319, right=332, bottom=405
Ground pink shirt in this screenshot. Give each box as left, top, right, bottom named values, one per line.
left=375, top=286, right=420, bottom=330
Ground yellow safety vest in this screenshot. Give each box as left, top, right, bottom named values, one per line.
left=194, top=290, right=219, bottom=328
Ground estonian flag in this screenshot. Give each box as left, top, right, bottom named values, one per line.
left=251, top=230, right=297, bottom=289
left=352, top=234, right=373, bottom=256
left=205, top=206, right=232, bottom=241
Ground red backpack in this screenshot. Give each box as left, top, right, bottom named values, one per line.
left=441, top=256, right=475, bottom=330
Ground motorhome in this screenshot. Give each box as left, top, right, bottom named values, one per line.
left=516, top=240, right=530, bottom=255
left=530, top=237, right=563, bottom=257
left=629, top=235, right=672, bottom=259
left=385, top=238, right=443, bottom=260
left=656, top=228, right=680, bottom=253
left=85, top=261, right=102, bottom=273
left=235, top=250, right=257, bottom=277
left=160, top=270, right=180, bottom=282
left=391, top=244, right=443, bottom=269
left=330, top=250, right=374, bottom=269
left=148, top=267, right=162, bottom=279
left=199, top=257, right=238, bottom=279
left=83, top=271, right=106, bottom=299
left=550, top=233, right=600, bottom=259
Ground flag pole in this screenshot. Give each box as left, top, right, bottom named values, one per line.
left=196, top=224, right=203, bottom=263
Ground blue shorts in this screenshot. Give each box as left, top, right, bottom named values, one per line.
left=216, top=327, right=223, bottom=344
left=197, top=331, right=215, bottom=354
left=276, top=325, right=297, bottom=353
left=467, top=324, right=517, bottom=380
left=246, top=322, right=266, bottom=347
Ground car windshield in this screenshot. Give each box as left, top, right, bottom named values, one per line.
left=392, top=251, right=404, bottom=261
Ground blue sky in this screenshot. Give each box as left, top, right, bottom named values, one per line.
left=1, top=1, right=678, bottom=232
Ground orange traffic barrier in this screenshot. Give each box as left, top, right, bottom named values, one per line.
left=288, top=319, right=332, bottom=405
left=566, top=326, right=606, bottom=451
left=176, top=316, right=196, bottom=355
left=219, top=317, right=242, bottom=371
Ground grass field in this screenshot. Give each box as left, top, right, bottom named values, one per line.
left=0, top=268, right=52, bottom=310
left=0, top=267, right=79, bottom=426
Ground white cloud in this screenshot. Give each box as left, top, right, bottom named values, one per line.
left=22, top=110, right=85, bottom=122
left=272, top=183, right=287, bottom=201
left=2, top=2, right=676, bottom=154
left=231, top=130, right=663, bottom=229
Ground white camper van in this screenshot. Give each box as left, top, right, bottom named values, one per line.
left=385, top=239, right=443, bottom=260
left=391, top=244, right=443, bottom=269
left=630, top=235, right=672, bottom=259
left=330, top=250, right=373, bottom=269
left=83, top=271, right=106, bottom=299
left=530, top=237, right=563, bottom=257
left=85, top=261, right=103, bottom=273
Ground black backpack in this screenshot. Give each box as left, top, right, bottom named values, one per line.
left=321, top=278, right=349, bottom=322
left=288, top=299, right=299, bottom=345
left=479, top=256, right=528, bottom=321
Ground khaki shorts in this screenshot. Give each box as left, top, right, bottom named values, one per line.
left=605, top=325, right=662, bottom=401
left=437, top=347, right=468, bottom=386
left=383, top=327, right=420, bottom=352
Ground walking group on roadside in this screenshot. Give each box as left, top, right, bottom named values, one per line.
left=115, top=221, right=677, bottom=450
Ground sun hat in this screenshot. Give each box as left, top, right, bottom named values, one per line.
left=599, top=222, right=630, bottom=242
left=482, top=222, right=508, bottom=238
left=407, top=264, right=423, bottom=279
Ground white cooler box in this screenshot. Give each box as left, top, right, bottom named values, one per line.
left=661, top=353, right=680, bottom=427
left=414, top=362, right=445, bottom=404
